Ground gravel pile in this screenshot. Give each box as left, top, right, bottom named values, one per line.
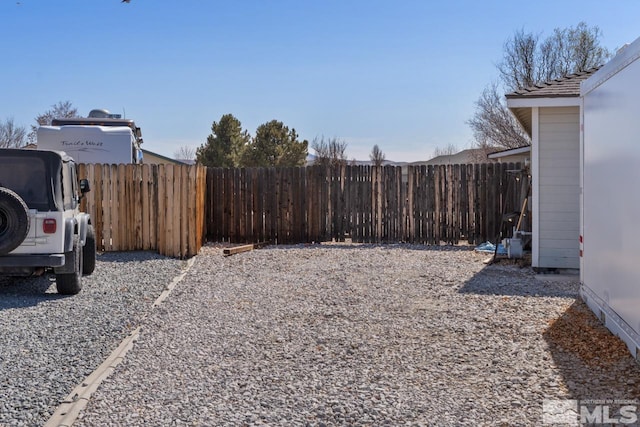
left=74, top=243, right=640, bottom=426
left=0, top=251, right=186, bottom=427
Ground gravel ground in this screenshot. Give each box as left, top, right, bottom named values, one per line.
left=72, top=243, right=640, bottom=426
left=0, top=251, right=186, bottom=427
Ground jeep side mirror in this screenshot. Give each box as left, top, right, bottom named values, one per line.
left=79, top=179, right=91, bottom=194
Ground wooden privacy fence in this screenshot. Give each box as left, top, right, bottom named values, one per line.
left=206, top=163, right=524, bottom=245
left=78, top=163, right=207, bottom=258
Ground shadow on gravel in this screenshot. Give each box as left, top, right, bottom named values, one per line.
left=0, top=276, right=65, bottom=310
left=460, top=262, right=640, bottom=411
left=95, top=251, right=173, bottom=263
left=542, top=299, right=640, bottom=402
left=262, top=242, right=477, bottom=252
left=458, top=265, right=579, bottom=298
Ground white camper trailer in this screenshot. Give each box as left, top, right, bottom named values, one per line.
left=37, top=109, right=143, bottom=164
left=580, top=37, right=640, bottom=361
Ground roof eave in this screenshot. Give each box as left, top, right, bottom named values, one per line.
left=508, top=106, right=532, bottom=138
left=506, top=96, right=582, bottom=138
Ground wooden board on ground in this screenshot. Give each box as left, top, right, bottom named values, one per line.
left=223, top=242, right=270, bottom=257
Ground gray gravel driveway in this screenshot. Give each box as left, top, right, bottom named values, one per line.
left=0, top=252, right=186, bottom=427
left=70, top=244, right=640, bottom=426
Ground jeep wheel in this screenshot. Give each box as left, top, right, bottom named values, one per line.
left=0, top=187, right=30, bottom=255
left=82, top=224, right=96, bottom=275
left=56, top=238, right=83, bottom=295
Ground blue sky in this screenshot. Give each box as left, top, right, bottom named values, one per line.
left=1, top=1, right=639, bottom=162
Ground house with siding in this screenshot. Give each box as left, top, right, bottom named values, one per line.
left=506, top=69, right=598, bottom=270
left=141, top=149, right=192, bottom=165
left=487, top=146, right=530, bottom=164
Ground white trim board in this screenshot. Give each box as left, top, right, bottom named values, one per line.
left=532, top=107, right=540, bottom=267
left=507, top=97, right=581, bottom=109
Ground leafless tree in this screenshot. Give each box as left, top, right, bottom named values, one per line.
left=369, top=144, right=386, bottom=167
left=432, top=143, right=459, bottom=158
left=311, top=136, right=348, bottom=167
left=469, top=22, right=611, bottom=150
left=498, top=29, right=540, bottom=91
left=174, top=145, right=196, bottom=161
left=468, top=83, right=530, bottom=150
left=28, top=101, right=79, bottom=143
left=541, top=23, right=609, bottom=80
left=0, top=117, right=27, bottom=148
left=497, top=23, right=609, bottom=92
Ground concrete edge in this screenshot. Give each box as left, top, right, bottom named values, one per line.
left=153, top=257, right=196, bottom=307
left=44, top=327, right=140, bottom=427
left=44, top=256, right=197, bottom=427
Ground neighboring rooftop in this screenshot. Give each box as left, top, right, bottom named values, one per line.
left=505, top=68, right=599, bottom=99
left=420, top=148, right=495, bottom=166
left=487, top=145, right=530, bottom=161
left=141, top=149, right=192, bottom=165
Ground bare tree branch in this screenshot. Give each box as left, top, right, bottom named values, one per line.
left=471, top=23, right=611, bottom=150
left=311, top=136, right=348, bottom=167
left=28, top=101, right=79, bottom=144
left=174, top=145, right=196, bottom=161
left=432, top=143, right=458, bottom=158
left=467, top=83, right=530, bottom=149
left=369, top=144, right=386, bottom=166
left=0, top=117, right=27, bottom=148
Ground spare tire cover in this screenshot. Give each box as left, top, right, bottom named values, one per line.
left=0, top=187, right=30, bottom=255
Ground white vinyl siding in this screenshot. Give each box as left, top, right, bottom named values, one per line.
left=537, top=107, right=580, bottom=268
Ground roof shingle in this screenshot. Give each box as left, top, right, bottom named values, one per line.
left=505, top=68, right=600, bottom=99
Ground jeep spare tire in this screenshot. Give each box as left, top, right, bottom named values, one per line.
left=0, top=187, right=30, bottom=255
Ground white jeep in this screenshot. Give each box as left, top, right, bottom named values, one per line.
left=0, top=149, right=96, bottom=294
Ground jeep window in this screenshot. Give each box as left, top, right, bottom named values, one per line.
left=61, top=161, right=77, bottom=210
left=0, top=157, right=50, bottom=210
left=70, top=162, right=79, bottom=204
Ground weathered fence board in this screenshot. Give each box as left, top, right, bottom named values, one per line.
left=79, top=164, right=206, bottom=258
left=79, top=163, right=522, bottom=254
left=204, top=163, right=523, bottom=245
